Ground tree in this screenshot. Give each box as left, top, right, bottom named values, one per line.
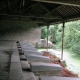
left=41, top=26, right=47, bottom=39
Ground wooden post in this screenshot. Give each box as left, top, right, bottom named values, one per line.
left=47, top=25, right=49, bottom=52
left=23, top=0, right=25, bottom=6
left=61, top=21, right=65, bottom=60
left=20, top=0, right=22, bottom=13
left=7, top=0, right=10, bottom=13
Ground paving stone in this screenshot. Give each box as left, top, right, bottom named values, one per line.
left=9, top=62, right=24, bottom=80
left=20, top=55, right=26, bottom=60
left=21, top=61, right=30, bottom=70
left=22, top=71, right=37, bottom=80
left=24, top=50, right=43, bottom=55
left=31, top=62, right=62, bottom=71
left=40, top=76, right=80, bottom=80
left=25, top=54, right=50, bottom=62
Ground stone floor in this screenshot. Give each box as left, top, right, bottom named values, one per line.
left=0, top=41, right=80, bottom=80
left=0, top=50, right=11, bottom=80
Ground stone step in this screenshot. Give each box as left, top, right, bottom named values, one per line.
left=40, top=76, right=80, bottom=80
left=21, top=45, right=34, bottom=48
left=25, top=54, right=50, bottom=62
left=19, top=42, right=32, bottom=46
left=22, top=71, right=38, bottom=80
left=21, top=61, right=30, bottom=70
left=24, top=50, right=43, bottom=55
left=31, top=62, right=62, bottom=76
left=31, top=62, right=62, bottom=71
left=20, top=55, right=26, bottom=60
left=19, top=51, right=24, bottom=55
left=22, top=47, right=37, bottom=51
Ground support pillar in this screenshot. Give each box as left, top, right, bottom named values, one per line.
left=61, top=21, right=65, bottom=60
left=46, top=25, right=49, bottom=52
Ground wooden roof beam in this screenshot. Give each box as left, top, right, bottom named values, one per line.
left=32, top=0, right=80, bottom=6
left=64, top=14, right=80, bottom=21
left=37, top=3, right=63, bottom=19
left=0, top=14, right=61, bottom=19
left=0, top=20, right=45, bottom=23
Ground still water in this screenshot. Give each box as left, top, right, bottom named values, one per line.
left=38, top=49, right=80, bottom=77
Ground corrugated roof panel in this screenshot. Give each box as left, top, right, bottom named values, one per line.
left=57, top=7, right=69, bottom=17
left=64, top=6, right=75, bottom=16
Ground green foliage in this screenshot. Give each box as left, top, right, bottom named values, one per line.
left=41, top=20, right=80, bottom=55
left=49, top=25, right=58, bottom=43
left=64, top=20, right=80, bottom=54
left=41, top=26, right=47, bottom=39
left=69, top=42, right=80, bottom=55
left=56, top=24, right=62, bottom=42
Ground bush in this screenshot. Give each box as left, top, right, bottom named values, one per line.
left=70, top=43, right=80, bottom=55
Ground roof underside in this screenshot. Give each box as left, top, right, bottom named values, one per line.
left=0, top=0, right=80, bottom=26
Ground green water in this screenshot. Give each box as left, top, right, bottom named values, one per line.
left=38, top=49, right=80, bottom=77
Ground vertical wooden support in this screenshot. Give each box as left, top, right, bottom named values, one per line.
left=20, top=0, right=22, bottom=13
left=47, top=25, right=49, bottom=52
left=23, top=0, right=25, bottom=6
left=61, top=21, right=65, bottom=60
left=7, top=0, right=10, bottom=13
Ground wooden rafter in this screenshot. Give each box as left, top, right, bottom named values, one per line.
left=32, top=0, right=80, bottom=6
left=37, top=2, right=50, bottom=13
left=0, top=1, right=7, bottom=6
left=37, top=2, right=63, bottom=20
left=7, top=0, right=10, bottom=12
left=29, top=4, right=37, bottom=12
left=24, top=4, right=34, bottom=12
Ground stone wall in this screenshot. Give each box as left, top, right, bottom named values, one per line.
left=0, top=21, right=41, bottom=45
